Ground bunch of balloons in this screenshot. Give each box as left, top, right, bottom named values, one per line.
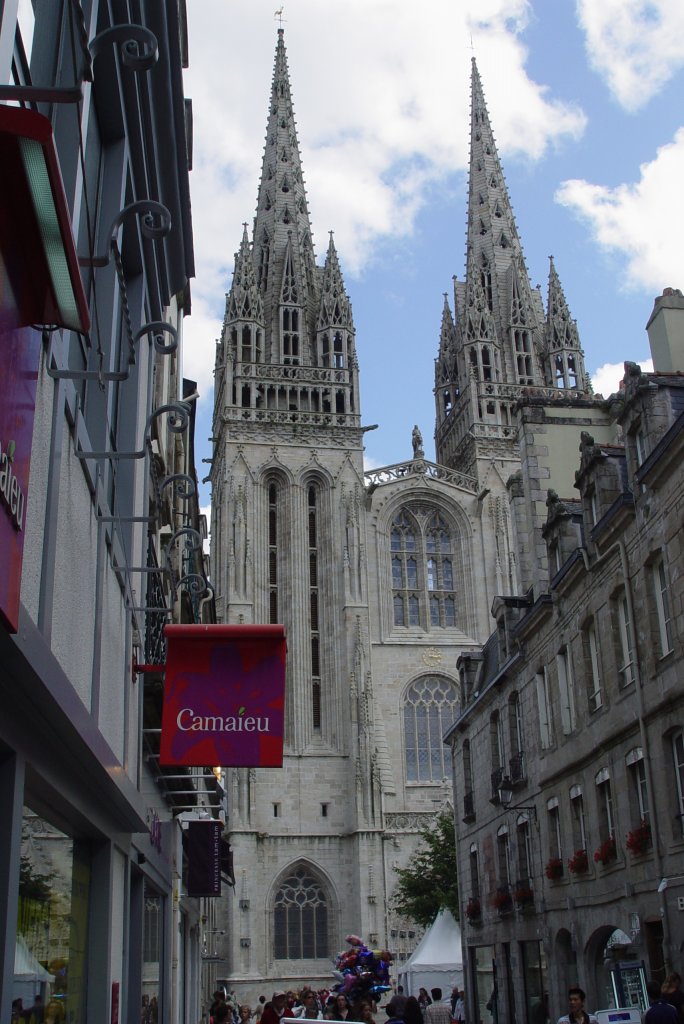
left=332, top=933, right=393, bottom=1003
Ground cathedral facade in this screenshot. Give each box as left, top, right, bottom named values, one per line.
left=209, top=31, right=592, bottom=992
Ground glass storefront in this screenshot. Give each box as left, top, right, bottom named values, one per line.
left=16, top=807, right=91, bottom=1024
left=521, top=940, right=550, bottom=1024
left=142, top=884, right=162, bottom=1023
left=471, top=945, right=498, bottom=1024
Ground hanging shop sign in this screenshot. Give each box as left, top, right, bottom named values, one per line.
left=186, top=819, right=222, bottom=897
left=159, top=624, right=287, bottom=767
left=0, top=326, right=41, bottom=632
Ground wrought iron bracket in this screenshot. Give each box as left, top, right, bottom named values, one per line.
left=0, top=17, right=158, bottom=105
left=80, top=199, right=171, bottom=268
left=75, top=401, right=189, bottom=461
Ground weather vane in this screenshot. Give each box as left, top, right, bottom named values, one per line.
left=275, top=7, right=285, bottom=28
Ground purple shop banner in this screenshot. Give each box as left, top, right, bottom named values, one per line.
left=159, top=624, right=287, bottom=767
left=0, top=322, right=40, bottom=632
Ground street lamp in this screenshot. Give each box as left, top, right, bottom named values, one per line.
left=498, top=776, right=538, bottom=822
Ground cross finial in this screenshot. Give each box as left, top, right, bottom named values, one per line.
left=274, top=7, right=285, bottom=28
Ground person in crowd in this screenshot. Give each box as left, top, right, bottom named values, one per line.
left=418, top=991, right=432, bottom=1012
left=262, top=991, right=295, bottom=1024
left=295, top=990, right=323, bottom=1020
left=240, top=1006, right=254, bottom=1024
left=327, top=993, right=351, bottom=1020
left=556, top=986, right=598, bottom=1024
left=646, top=980, right=680, bottom=1024
left=355, top=1002, right=375, bottom=1024
left=403, top=995, right=424, bottom=1024
left=452, top=990, right=465, bottom=1024
left=662, top=975, right=684, bottom=1020
left=386, top=988, right=408, bottom=1020
left=424, top=989, right=452, bottom=1024
left=255, top=997, right=267, bottom=1022
left=211, top=992, right=228, bottom=1024
left=215, top=1006, right=232, bottom=1024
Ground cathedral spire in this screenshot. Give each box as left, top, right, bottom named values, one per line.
left=318, top=233, right=353, bottom=333
left=226, top=224, right=265, bottom=325
left=253, top=28, right=318, bottom=354
left=545, top=255, right=591, bottom=391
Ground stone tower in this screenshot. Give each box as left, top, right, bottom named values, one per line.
left=434, top=59, right=590, bottom=479
left=210, top=29, right=387, bottom=989
left=210, top=40, right=593, bottom=996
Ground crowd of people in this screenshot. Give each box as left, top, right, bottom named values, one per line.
left=207, top=986, right=464, bottom=1024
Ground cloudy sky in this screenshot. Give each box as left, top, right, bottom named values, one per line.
left=182, top=0, right=684, bottom=506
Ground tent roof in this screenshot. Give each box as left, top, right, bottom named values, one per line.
left=14, top=935, right=54, bottom=982
left=402, top=908, right=463, bottom=970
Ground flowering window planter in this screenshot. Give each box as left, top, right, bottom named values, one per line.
left=594, top=836, right=617, bottom=866
left=568, top=849, right=589, bottom=875
left=513, top=887, right=534, bottom=908
left=545, top=857, right=564, bottom=881
left=465, top=897, right=482, bottom=922
left=492, top=888, right=513, bottom=914
left=626, top=820, right=652, bottom=856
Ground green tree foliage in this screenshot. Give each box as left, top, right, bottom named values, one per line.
left=392, top=808, right=459, bottom=927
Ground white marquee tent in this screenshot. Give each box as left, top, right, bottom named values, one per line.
left=397, top=908, right=463, bottom=999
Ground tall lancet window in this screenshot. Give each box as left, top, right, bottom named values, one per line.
left=268, top=481, right=279, bottom=623
left=391, top=509, right=459, bottom=630
left=273, top=865, right=329, bottom=959
left=403, top=676, right=460, bottom=783
left=426, top=514, right=456, bottom=627
left=308, top=486, right=321, bottom=729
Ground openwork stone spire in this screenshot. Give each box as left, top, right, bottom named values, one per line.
left=226, top=224, right=264, bottom=324
left=252, top=28, right=318, bottom=355
left=318, top=233, right=353, bottom=332
left=545, top=255, right=591, bottom=391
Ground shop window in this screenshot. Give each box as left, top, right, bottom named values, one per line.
left=19, top=808, right=91, bottom=1023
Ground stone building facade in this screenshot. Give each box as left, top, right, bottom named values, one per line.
left=208, top=34, right=605, bottom=998
left=0, top=5, right=217, bottom=1022
left=446, top=289, right=684, bottom=1024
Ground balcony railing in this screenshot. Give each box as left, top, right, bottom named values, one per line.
left=490, top=766, right=505, bottom=802
left=509, top=750, right=526, bottom=785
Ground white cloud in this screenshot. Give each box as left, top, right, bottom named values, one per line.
left=555, top=128, right=684, bottom=291
left=591, top=358, right=653, bottom=398
left=182, top=0, right=587, bottom=405
left=576, top=0, right=684, bottom=111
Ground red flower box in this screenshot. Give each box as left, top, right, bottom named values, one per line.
left=545, top=857, right=564, bottom=880
left=567, top=849, right=589, bottom=875
left=626, top=820, right=651, bottom=856
left=594, top=836, right=617, bottom=866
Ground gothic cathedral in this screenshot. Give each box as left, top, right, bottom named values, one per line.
left=209, top=30, right=590, bottom=990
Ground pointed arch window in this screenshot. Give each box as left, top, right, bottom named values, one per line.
left=403, top=676, right=460, bottom=783
left=268, top=480, right=280, bottom=623
left=308, top=485, right=321, bottom=729
left=274, top=865, right=329, bottom=960
left=390, top=510, right=459, bottom=630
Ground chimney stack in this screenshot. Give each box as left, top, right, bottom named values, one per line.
left=646, top=287, right=684, bottom=372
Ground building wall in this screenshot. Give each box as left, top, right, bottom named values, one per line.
left=0, top=4, right=213, bottom=1023
left=447, top=334, right=684, bottom=1024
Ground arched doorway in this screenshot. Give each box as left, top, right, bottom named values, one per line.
left=585, top=925, right=637, bottom=1010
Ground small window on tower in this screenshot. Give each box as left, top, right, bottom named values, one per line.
left=321, top=803, right=329, bottom=818
left=273, top=803, right=281, bottom=818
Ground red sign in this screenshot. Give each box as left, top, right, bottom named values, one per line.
left=0, top=324, right=41, bottom=632
left=159, top=624, right=287, bottom=767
